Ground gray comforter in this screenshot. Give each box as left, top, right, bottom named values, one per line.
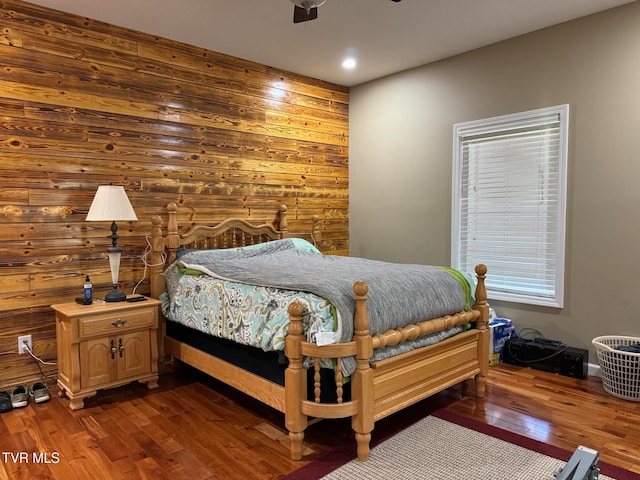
left=179, top=239, right=472, bottom=374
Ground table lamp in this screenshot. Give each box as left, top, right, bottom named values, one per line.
left=86, top=185, right=138, bottom=302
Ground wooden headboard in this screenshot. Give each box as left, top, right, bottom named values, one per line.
left=148, top=203, right=319, bottom=298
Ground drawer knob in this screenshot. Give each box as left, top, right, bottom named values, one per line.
left=111, top=319, right=128, bottom=328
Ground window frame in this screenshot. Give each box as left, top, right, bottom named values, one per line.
left=451, top=105, right=569, bottom=308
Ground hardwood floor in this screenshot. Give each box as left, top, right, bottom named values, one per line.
left=0, top=363, right=638, bottom=479
left=449, top=363, right=640, bottom=474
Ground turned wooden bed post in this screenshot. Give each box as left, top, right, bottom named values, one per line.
left=149, top=203, right=182, bottom=368
left=149, top=203, right=181, bottom=298
left=311, top=215, right=321, bottom=245
left=351, top=281, right=374, bottom=461
left=285, top=302, right=307, bottom=460
left=278, top=204, right=288, bottom=237
left=473, top=264, right=490, bottom=397
left=164, top=203, right=181, bottom=265
left=149, top=215, right=166, bottom=299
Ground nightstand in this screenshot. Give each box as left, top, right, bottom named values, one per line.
left=52, top=297, right=161, bottom=410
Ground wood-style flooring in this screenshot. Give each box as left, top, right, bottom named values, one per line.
left=0, top=362, right=638, bottom=479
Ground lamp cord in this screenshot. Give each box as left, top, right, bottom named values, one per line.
left=132, top=236, right=167, bottom=295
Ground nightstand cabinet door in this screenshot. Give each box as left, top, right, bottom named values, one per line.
left=80, top=332, right=152, bottom=388
left=117, top=331, right=151, bottom=380
left=80, top=337, right=116, bottom=388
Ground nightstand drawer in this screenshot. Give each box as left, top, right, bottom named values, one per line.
left=78, top=307, right=156, bottom=338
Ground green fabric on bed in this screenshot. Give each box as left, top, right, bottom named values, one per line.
left=436, top=266, right=473, bottom=310
left=178, top=264, right=205, bottom=276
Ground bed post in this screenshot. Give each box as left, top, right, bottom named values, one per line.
left=278, top=204, right=289, bottom=238
left=473, top=264, right=489, bottom=397
left=149, top=215, right=166, bottom=299
left=165, top=203, right=181, bottom=265
left=352, top=281, right=374, bottom=461
left=311, top=215, right=321, bottom=246
left=285, top=302, right=307, bottom=460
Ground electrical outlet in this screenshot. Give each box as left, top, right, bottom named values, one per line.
left=18, top=335, right=32, bottom=355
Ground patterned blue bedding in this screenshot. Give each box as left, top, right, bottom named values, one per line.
left=161, top=241, right=338, bottom=352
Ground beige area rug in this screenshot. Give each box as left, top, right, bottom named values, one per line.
left=283, top=409, right=638, bottom=480
left=321, top=415, right=613, bottom=480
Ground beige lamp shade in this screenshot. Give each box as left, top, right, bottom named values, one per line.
left=86, top=185, right=138, bottom=221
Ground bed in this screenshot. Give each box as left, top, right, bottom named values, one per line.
left=149, top=202, right=489, bottom=461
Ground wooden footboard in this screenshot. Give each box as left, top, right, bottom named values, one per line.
left=285, top=264, right=489, bottom=461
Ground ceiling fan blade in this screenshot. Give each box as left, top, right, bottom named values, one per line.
left=293, top=5, right=318, bottom=23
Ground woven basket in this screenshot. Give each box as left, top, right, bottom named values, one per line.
left=593, top=335, right=640, bottom=401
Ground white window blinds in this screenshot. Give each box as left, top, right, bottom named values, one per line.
left=452, top=105, right=569, bottom=307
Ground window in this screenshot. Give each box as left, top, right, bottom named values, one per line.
left=452, top=105, right=569, bottom=308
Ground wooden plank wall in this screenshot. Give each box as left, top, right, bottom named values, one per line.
left=0, top=0, right=349, bottom=388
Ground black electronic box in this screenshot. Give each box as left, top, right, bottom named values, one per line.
left=502, top=337, right=588, bottom=379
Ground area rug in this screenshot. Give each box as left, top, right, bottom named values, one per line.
left=282, top=409, right=639, bottom=480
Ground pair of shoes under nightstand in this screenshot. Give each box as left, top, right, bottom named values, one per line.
left=9, top=383, right=50, bottom=409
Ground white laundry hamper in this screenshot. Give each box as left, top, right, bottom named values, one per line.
left=592, top=335, right=640, bottom=401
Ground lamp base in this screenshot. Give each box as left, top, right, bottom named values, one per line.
left=104, top=288, right=127, bottom=302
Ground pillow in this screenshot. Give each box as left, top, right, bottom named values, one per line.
left=176, top=241, right=268, bottom=258
left=290, top=238, right=322, bottom=255
left=176, top=237, right=321, bottom=259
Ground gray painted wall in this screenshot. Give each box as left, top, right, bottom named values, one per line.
left=349, top=1, right=640, bottom=360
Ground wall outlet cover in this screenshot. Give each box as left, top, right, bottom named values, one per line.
left=18, top=335, right=32, bottom=355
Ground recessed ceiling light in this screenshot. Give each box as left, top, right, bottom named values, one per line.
left=342, top=57, right=357, bottom=70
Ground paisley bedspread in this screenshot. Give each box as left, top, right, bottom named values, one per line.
left=161, top=261, right=338, bottom=353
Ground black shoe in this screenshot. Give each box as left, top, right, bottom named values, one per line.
left=0, top=391, right=13, bottom=413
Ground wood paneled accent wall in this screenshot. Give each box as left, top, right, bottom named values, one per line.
left=0, top=0, right=349, bottom=387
